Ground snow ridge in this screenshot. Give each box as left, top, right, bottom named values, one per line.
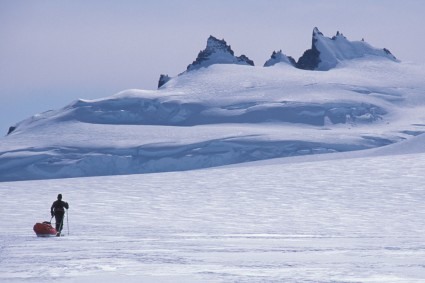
left=159, top=29, right=399, bottom=87
left=297, top=27, right=398, bottom=70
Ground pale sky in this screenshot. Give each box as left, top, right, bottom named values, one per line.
left=1, top=0, right=424, bottom=134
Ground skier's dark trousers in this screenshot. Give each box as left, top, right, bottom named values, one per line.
left=51, top=194, right=69, bottom=235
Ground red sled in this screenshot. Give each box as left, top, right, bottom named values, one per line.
left=33, top=221, right=57, bottom=237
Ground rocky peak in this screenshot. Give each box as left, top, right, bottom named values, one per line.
left=186, top=35, right=254, bottom=72
left=158, top=74, right=171, bottom=88
left=296, top=27, right=398, bottom=71
left=313, top=27, right=323, bottom=36
left=157, top=29, right=400, bottom=89
left=296, top=27, right=322, bottom=70
left=205, top=36, right=234, bottom=55
left=264, top=50, right=296, bottom=67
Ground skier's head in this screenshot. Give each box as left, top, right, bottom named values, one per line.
left=57, top=194, right=62, bottom=200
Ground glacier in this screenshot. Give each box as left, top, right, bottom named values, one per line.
left=2, top=57, right=425, bottom=181
left=1, top=28, right=425, bottom=182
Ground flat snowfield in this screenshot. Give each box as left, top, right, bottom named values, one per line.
left=1, top=152, right=425, bottom=282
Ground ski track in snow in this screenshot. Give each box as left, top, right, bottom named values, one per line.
left=1, top=153, right=425, bottom=282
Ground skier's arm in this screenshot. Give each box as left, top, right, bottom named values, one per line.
left=64, top=202, right=69, bottom=210
left=50, top=202, right=55, bottom=216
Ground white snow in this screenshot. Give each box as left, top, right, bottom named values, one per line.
left=1, top=143, right=425, bottom=282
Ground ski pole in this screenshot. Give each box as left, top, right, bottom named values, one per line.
left=66, top=209, right=69, bottom=236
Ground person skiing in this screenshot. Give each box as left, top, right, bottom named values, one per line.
left=50, top=194, right=69, bottom=236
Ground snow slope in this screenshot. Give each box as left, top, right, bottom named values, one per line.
left=297, top=28, right=398, bottom=70
left=1, top=139, right=425, bottom=282
left=1, top=58, right=425, bottom=181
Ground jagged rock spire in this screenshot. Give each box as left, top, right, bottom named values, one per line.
left=186, top=35, right=254, bottom=72
left=158, top=74, right=171, bottom=88
left=158, top=35, right=255, bottom=89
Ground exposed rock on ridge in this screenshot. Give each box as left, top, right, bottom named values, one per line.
left=296, top=27, right=398, bottom=70
left=186, top=36, right=254, bottom=72
left=158, top=29, right=399, bottom=88
left=158, top=74, right=171, bottom=88
left=264, top=50, right=296, bottom=67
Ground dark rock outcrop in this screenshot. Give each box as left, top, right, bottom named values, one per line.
left=158, top=74, right=171, bottom=88
left=186, top=35, right=254, bottom=72
left=238, top=54, right=255, bottom=66
left=264, top=50, right=296, bottom=67
left=296, top=27, right=322, bottom=70
left=7, top=126, right=16, bottom=135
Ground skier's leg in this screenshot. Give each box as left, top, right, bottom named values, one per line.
left=55, top=214, right=61, bottom=231
left=58, top=212, right=64, bottom=232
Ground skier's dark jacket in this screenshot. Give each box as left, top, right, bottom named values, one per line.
left=51, top=200, right=69, bottom=215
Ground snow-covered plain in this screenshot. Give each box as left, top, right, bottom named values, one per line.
left=1, top=140, right=425, bottom=282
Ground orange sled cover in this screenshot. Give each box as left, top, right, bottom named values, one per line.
left=33, top=221, right=57, bottom=237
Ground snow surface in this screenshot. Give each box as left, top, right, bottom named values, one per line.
left=1, top=141, right=425, bottom=282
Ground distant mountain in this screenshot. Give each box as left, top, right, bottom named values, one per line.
left=159, top=29, right=399, bottom=88
left=264, top=50, right=296, bottom=67
left=186, top=36, right=254, bottom=72
left=158, top=35, right=254, bottom=88
left=297, top=27, right=398, bottom=70
left=2, top=28, right=421, bottom=182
